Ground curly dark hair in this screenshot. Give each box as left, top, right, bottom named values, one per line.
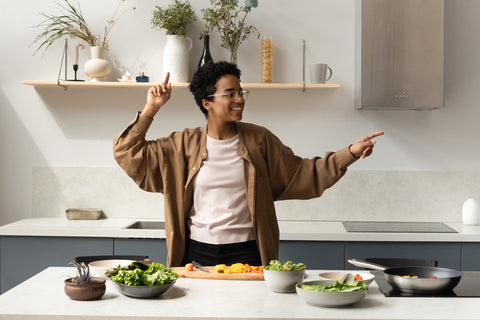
left=188, top=61, right=241, bottom=117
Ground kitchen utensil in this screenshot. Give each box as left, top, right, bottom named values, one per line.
left=348, top=259, right=463, bottom=294
left=263, top=268, right=305, bottom=293
left=295, top=280, right=367, bottom=307
left=318, top=271, right=375, bottom=285
left=192, top=260, right=210, bottom=273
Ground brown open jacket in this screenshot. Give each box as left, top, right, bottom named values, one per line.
left=113, top=112, right=358, bottom=267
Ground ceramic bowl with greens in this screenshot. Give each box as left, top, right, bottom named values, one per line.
left=106, top=261, right=178, bottom=298
left=296, top=279, right=368, bottom=307
left=263, top=260, right=306, bottom=293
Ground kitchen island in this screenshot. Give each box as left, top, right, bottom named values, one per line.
left=0, top=267, right=478, bottom=320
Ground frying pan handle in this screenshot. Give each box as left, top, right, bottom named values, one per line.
left=348, top=259, right=388, bottom=271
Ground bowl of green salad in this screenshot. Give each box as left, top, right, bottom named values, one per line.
left=296, top=279, right=369, bottom=307
left=106, top=261, right=178, bottom=298
left=263, top=260, right=306, bottom=293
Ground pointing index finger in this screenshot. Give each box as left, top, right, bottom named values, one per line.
left=163, top=72, right=170, bottom=84
left=366, top=131, right=384, bottom=140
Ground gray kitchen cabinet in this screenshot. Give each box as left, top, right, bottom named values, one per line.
left=0, top=237, right=2, bottom=293
left=1, top=235, right=476, bottom=295
left=114, top=238, right=167, bottom=264
left=462, top=243, right=480, bottom=271
left=345, top=241, right=462, bottom=270
left=279, top=241, right=344, bottom=269
left=0, top=236, right=112, bottom=294
left=358, top=0, right=444, bottom=109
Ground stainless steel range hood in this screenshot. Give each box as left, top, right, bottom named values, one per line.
left=356, top=0, right=445, bottom=110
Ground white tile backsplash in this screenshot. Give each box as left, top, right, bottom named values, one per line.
left=33, top=167, right=480, bottom=222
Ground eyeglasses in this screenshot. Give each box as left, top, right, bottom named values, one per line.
left=207, top=89, right=249, bottom=101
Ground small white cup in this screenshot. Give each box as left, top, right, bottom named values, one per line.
left=309, top=64, right=333, bottom=83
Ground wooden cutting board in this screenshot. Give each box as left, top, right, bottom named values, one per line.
left=172, top=266, right=264, bottom=281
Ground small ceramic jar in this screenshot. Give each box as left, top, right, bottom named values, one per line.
left=462, top=198, right=479, bottom=225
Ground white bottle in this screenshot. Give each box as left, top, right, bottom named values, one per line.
left=462, top=198, right=479, bottom=225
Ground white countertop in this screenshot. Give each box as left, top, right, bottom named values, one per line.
left=2, top=218, right=480, bottom=242
left=0, top=267, right=479, bottom=320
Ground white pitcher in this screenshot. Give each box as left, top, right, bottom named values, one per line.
left=163, top=35, right=193, bottom=83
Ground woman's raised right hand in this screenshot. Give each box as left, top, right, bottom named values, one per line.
left=142, top=72, right=172, bottom=118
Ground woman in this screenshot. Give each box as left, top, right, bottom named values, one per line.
left=113, top=61, right=383, bottom=267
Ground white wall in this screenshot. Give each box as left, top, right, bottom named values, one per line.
left=1, top=0, right=479, bottom=225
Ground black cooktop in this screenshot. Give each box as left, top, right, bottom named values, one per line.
left=343, top=221, right=457, bottom=233
left=372, top=271, right=480, bottom=297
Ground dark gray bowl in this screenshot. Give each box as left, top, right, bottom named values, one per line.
left=108, top=278, right=176, bottom=299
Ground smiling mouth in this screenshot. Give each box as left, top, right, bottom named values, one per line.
left=231, top=106, right=243, bottom=111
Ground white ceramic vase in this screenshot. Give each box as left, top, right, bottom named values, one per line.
left=163, top=35, right=192, bottom=83
left=84, top=46, right=112, bottom=82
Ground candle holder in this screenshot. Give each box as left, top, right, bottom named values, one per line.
left=57, top=39, right=84, bottom=89
left=69, top=64, right=84, bottom=82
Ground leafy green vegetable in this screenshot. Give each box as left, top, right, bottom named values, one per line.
left=264, top=260, right=306, bottom=271
left=107, top=262, right=178, bottom=286
left=299, top=280, right=368, bottom=292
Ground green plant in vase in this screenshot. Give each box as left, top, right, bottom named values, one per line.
left=151, top=0, right=196, bottom=35
left=202, top=0, right=260, bottom=64
left=151, top=0, right=196, bottom=83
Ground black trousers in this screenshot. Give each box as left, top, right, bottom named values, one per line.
left=182, top=239, right=262, bottom=266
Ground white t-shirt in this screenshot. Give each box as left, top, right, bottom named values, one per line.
left=188, top=134, right=255, bottom=244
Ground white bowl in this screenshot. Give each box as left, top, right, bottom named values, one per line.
left=318, top=271, right=375, bottom=285
left=88, top=259, right=135, bottom=278
left=296, top=280, right=368, bottom=307
left=263, top=269, right=305, bottom=293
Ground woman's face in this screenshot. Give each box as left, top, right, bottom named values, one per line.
left=204, top=74, right=245, bottom=124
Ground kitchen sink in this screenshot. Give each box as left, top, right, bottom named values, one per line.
left=125, top=221, right=165, bottom=230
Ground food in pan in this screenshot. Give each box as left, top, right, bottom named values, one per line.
left=399, top=275, right=438, bottom=279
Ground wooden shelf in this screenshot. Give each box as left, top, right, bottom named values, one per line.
left=22, top=80, right=340, bottom=90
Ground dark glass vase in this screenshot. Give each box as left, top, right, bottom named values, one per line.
left=198, top=35, right=214, bottom=70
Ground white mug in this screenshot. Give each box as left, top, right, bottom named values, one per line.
left=309, top=64, right=333, bottom=84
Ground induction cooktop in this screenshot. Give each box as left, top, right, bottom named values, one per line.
left=372, top=271, right=480, bottom=297
left=342, top=221, right=457, bottom=233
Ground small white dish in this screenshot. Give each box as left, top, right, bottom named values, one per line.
left=318, top=271, right=375, bottom=285
left=88, top=259, right=135, bottom=278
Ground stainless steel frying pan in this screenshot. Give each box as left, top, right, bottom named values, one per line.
left=348, top=259, right=463, bottom=294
